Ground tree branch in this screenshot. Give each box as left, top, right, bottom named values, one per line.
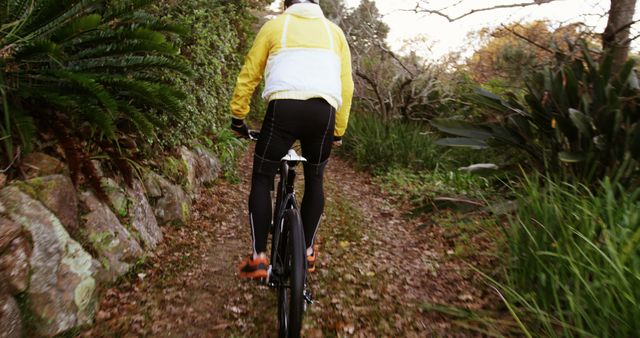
left=410, top=0, right=557, bottom=22
left=500, top=24, right=555, bottom=55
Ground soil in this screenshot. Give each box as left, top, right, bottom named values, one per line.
left=82, top=148, right=502, bottom=337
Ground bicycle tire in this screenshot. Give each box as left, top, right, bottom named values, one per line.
left=277, top=209, right=305, bottom=338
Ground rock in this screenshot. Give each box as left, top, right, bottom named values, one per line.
left=19, top=152, right=65, bottom=179
left=0, top=186, right=98, bottom=337
left=16, top=175, right=79, bottom=232
left=0, top=294, right=22, bottom=338
left=91, top=160, right=104, bottom=177
left=0, top=216, right=21, bottom=252
left=81, top=191, right=144, bottom=283
left=179, top=147, right=199, bottom=192
left=101, top=178, right=129, bottom=217
left=125, top=181, right=163, bottom=250
left=144, top=172, right=191, bottom=226
left=193, top=147, right=221, bottom=187
left=0, top=173, right=6, bottom=188
left=143, top=172, right=163, bottom=198
left=0, top=236, right=30, bottom=295
left=178, top=146, right=221, bottom=193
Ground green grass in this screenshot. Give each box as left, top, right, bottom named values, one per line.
left=375, top=168, right=492, bottom=212
left=492, top=176, right=640, bottom=337
left=340, top=113, right=503, bottom=174
left=340, top=114, right=442, bottom=172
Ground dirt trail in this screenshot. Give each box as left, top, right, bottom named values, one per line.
left=84, top=149, right=498, bottom=337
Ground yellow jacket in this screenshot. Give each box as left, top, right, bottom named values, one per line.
left=230, top=3, right=354, bottom=137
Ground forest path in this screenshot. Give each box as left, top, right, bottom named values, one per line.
left=83, top=147, right=497, bottom=337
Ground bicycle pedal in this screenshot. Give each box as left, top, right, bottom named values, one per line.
left=265, top=265, right=273, bottom=285
left=303, top=290, right=314, bottom=305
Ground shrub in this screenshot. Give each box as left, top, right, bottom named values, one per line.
left=431, top=45, right=640, bottom=189
left=375, top=168, right=492, bottom=212
left=340, top=112, right=505, bottom=174
left=154, top=0, right=265, bottom=147
left=340, top=113, right=442, bottom=172
left=0, top=0, right=189, bottom=190
left=493, top=177, right=640, bottom=337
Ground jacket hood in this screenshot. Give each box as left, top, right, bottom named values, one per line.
left=285, top=3, right=325, bottom=19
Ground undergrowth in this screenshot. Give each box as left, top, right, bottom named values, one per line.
left=489, top=177, right=640, bottom=337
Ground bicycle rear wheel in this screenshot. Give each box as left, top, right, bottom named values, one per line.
left=277, top=209, right=305, bottom=338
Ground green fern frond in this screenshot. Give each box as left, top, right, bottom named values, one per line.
left=130, top=28, right=166, bottom=44
left=69, top=55, right=190, bottom=74
left=120, top=103, right=155, bottom=138
left=72, top=39, right=179, bottom=59
left=5, top=0, right=33, bottom=22
left=11, top=0, right=103, bottom=44
left=13, top=39, right=62, bottom=59
left=48, top=69, right=118, bottom=113
left=75, top=102, right=116, bottom=139
left=52, top=13, right=102, bottom=42
left=99, top=77, right=185, bottom=113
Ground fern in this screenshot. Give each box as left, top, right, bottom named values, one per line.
left=52, top=13, right=102, bottom=42
left=69, top=55, right=190, bottom=73
left=1, top=0, right=190, bottom=196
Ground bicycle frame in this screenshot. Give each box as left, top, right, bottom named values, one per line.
left=269, top=156, right=302, bottom=284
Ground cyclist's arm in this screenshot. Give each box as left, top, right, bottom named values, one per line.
left=230, top=22, right=273, bottom=120
left=334, top=29, right=354, bottom=141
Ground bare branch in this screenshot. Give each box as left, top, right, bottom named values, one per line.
left=409, top=0, right=557, bottom=22
left=500, top=24, right=555, bottom=55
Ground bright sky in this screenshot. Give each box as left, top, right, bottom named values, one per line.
left=270, top=1, right=639, bottom=60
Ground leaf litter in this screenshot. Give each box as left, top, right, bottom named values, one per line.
left=82, top=147, right=503, bottom=337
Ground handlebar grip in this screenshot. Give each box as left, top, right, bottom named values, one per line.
left=248, top=130, right=260, bottom=141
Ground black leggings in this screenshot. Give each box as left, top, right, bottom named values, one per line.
left=249, top=99, right=335, bottom=253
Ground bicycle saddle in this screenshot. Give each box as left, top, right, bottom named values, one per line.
left=281, top=149, right=307, bottom=162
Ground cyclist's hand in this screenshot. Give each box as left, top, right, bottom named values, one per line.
left=333, top=136, right=343, bottom=147
left=231, top=118, right=250, bottom=138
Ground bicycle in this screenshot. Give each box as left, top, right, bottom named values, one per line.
left=247, top=130, right=313, bottom=338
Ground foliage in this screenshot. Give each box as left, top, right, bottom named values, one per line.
left=493, top=176, right=640, bottom=337
left=154, top=0, right=263, bottom=147
left=339, top=113, right=441, bottom=172
left=376, top=168, right=492, bottom=212
left=340, top=112, right=499, bottom=174
left=0, top=0, right=188, bottom=191
left=467, top=21, right=594, bottom=88
left=200, top=128, right=247, bottom=183
left=432, top=46, right=640, bottom=188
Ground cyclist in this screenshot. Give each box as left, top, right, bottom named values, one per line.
left=230, top=0, right=354, bottom=279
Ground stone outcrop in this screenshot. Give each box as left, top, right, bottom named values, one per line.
left=0, top=236, right=30, bottom=295
left=0, top=187, right=98, bottom=337
left=81, top=192, right=144, bottom=283
left=0, top=145, right=221, bottom=336
left=0, top=215, right=30, bottom=297
left=19, top=152, right=65, bottom=179
left=179, top=146, right=221, bottom=193
left=16, top=175, right=80, bottom=232
left=179, top=146, right=200, bottom=192
left=125, top=181, right=163, bottom=250
left=193, top=147, right=222, bottom=187
left=102, top=177, right=129, bottom=218
left=144, top=171, right=191, bottom=226
left=0, top=294, right=22, bottom=338
left=0, top=215, right=22, bottom=252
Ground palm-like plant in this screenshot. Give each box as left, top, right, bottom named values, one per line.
left=1, top=0, right=189, bottom=192
left=431, top=45, right=640, bottom=188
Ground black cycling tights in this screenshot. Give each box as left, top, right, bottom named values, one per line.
left=249, top=99, right=336, bottom=254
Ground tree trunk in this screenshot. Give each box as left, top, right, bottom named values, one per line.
left=602, top=0, right=637, bottom=72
